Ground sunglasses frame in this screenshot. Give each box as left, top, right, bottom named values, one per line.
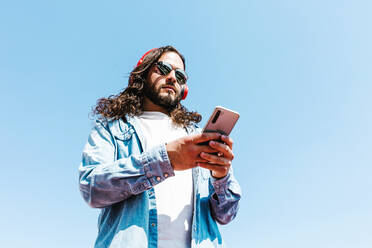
left=155, top=61, right=188, bottom=85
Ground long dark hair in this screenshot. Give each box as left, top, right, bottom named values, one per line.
left=93, top=45, right=202, bottom=127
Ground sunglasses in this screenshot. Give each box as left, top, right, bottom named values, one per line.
left=155, top=61, right=188, bottom=85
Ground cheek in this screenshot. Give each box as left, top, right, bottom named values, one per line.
left=152, top=76, right=162, bottom=87
left=150, top=76, right=165, bottom=92
left=147, top=72, right=160, bottom=86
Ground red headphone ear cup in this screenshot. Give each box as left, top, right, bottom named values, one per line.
left=181, top=85, right=188, bottom=100
left=136, top=48, right=156, bottom=67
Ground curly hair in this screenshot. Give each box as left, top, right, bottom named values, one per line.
left=93, top=45, right=202, bottom=127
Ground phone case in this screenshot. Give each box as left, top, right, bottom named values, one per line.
left=202, top=106, right=240, bottom=135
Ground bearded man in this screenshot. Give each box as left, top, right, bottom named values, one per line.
left=79, top=45, right=241, bottom=248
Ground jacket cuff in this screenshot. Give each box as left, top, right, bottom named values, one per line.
left=210, top=172, right=231, bottom=200
left=141, top=143, right=175, bottom=186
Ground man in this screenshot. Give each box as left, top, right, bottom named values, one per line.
left=79, top=45, right=241, bottom=248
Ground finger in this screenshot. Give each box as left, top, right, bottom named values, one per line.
left=208, top=141, right=234, bottom=159
left=195, top=157, right=210, bottom=163
left=197, top=162, right=230, bottom=178
left=200, top=152, right=232, bottom=166
left=198, top=145, right=219, bottom=154
left=188, top=132, right=221, bottom=144
left=221, top=135, right=233, bottom=149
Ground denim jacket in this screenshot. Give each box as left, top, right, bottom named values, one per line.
left=79, top=116, right=242, bottom=248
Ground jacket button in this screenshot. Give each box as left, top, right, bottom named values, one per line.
left=164, top=173, right=169, bottom=178
left=151, top=223, right=156, bottom=227
left=156, top=176, right=161, bottom=181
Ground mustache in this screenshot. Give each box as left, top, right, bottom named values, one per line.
left=165, top=81, right=175, bottom=86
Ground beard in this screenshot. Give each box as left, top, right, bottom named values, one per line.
left=144, top=82, right=181, bottom=111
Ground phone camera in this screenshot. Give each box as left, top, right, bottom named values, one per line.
left=212, top=110, right=221, bottom=124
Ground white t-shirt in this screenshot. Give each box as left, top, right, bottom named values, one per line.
left=137, top=111, right=193, bottom=248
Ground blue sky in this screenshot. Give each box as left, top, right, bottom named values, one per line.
left=1, top=0, right=371, bottom=247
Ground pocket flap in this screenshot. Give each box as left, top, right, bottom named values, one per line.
left=113, top=127, right=135, bottom=141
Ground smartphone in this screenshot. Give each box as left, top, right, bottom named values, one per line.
left=202, top=106, right=240, bottom=136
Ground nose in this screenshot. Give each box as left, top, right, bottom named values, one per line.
left=166, top=70, right=177, bottom=84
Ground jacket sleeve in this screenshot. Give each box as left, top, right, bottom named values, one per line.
left=209, top=168, right=242, bottom=225
left=78, top=121, right=175, bottom=208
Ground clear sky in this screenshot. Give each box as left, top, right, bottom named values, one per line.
left=1, top=0, right=371, bottom=247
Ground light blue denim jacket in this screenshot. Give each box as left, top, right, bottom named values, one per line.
left=79, top=116, right=242, bottom=248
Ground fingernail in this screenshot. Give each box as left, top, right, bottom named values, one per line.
left=222, top=135, right=227, bottom=139
left=210, top=141, right=215, bottom=145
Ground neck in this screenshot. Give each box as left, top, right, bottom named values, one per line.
left=143, top=97, right=170, bottom=115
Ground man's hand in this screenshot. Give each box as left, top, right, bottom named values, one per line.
left=197, top=135, right=234, bottom=179
left=166, top=132, right=221, bottom=171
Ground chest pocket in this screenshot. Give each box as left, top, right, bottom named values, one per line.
left=113, top=126, right=136, bottom=159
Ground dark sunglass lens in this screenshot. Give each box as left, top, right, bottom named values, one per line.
left=176, top=70, right=187, bottom=84
left=157, top=62, right=172, bottom=75
left=176, top=71, right=186, bottom=84
left=156, top=64, right=166, bottom=75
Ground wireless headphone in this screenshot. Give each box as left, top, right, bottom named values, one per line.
left=136, top=48, right=189, bottom=100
